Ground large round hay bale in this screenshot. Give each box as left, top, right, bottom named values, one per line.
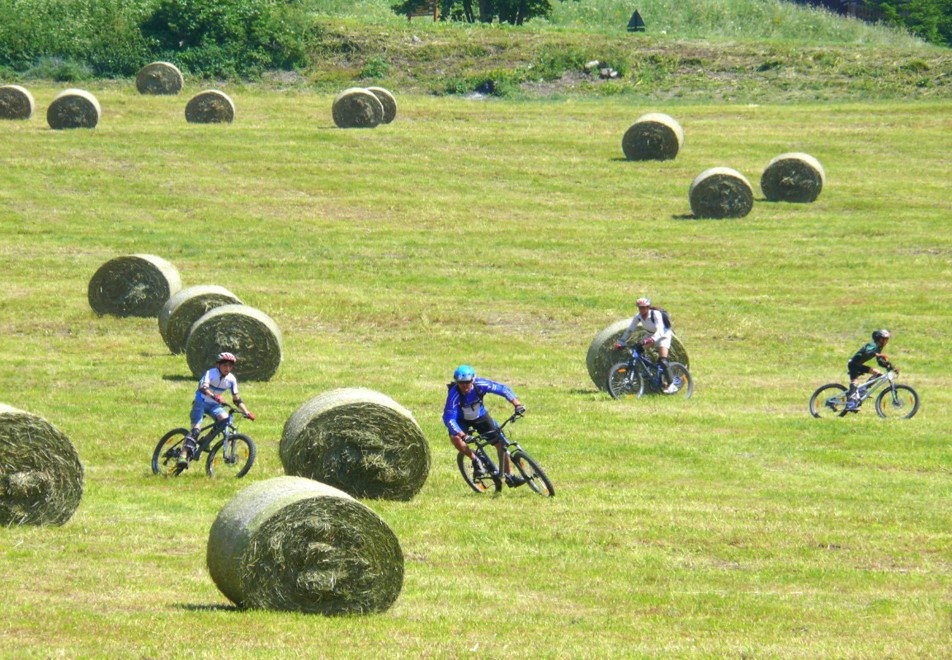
left=207, top=476, right=404, bottom=614
left=0, top=404, right=84, bottom=526
left=332, top=88, right=384, bottom=129
left=689, top=167, right=754, bottom=219
left=47, top=88, right=100, bottom=130
left=366, top=86, right=397, bottom=124
left=586, top=319, right=690, bottom=391
left=185, top=304, right=282, bottom=381
left=135, top=61, right=184, bottom=95
left=185, top=90, right=235, bottom=124
left=158, top=285, right=243, bottom=355
left=760, top=152, right=825, bottom=203
left=621, top=113, right=684, bottom=161
left=281, top=388, right=430, bottom=501
left=0, top=84, right=35, bottom=120
left=88, top=254, right=182, bottom=318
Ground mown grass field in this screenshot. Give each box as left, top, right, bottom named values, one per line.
left=1, top=85, right=950, bottom=656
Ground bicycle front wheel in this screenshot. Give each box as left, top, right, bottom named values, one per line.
left=607, top=362, right=639, bottom=400
left=809, top=384, right=848, bottom=418
left=456, top=450, right=502, bottom=493
left=511, top=451, right=555, bottom=497
left=663, top=363, right=693, bottom=400
left=152, top=428, right=188, bottom=476
left=876, top=385, right=920, bottom=420
left=206, top=434, right=256, bottom=478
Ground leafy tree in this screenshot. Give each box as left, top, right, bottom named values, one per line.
left=392, top=0, right=552, bottom=24
left=865, top=0, right=952, bottom=46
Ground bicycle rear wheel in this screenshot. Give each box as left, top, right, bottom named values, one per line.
left=511, top=450, right=554, bottom=497
left=152, top=428, right=188, bottom=476
left=808, top=383, right=848, bottom=418
left=607, top=362, right=639, bottom=400
left=456, top=450, right=502, bottom=493
left=206, top=434, right=256, bottom=478
left=876, top=385, right=919, bottom=419
left=662, top=363, right=692, bottom=399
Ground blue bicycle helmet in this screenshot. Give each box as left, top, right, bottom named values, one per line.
left=453, top=365, right=476, bottom=383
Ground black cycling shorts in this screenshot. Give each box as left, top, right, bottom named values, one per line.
left=848, top=362, right=872, bottom=380
left=459, top=415, right=501, bottom=444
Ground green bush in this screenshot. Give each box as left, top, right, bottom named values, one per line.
left=23, top=57, right=94, bottom=82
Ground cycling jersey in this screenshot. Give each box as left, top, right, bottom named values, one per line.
left=848, top=342, right=879, bottom=367
left=619, top=309, right=672, bottom=345
left=443, top=377, right=517, bottom=436
left=194, top=367, right=239, bottom=405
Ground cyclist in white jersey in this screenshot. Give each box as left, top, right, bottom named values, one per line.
left=615, top=297, right=678, bottom=394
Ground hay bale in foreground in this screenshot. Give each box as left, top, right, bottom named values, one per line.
left=760, top=152, right=825, bottom=203
left=689, top=167, right=753, bottom=219
left=281, top=388, right=430, bottom=501
left=47, top=89, right=100, bottom=129
left=586, top=319, right=690, bottom=391
left=0, top=404, right=84, bottom=526
left=136, top=61, right=184, bottom=95
left=207, top=476, right=404, bottom=614
left=185, top=90, right=235, bottom=123
left=158, top=285, right=243, bottom=355
left=0, top=85, right=35, bottom=120
left=622, top=113, right=684, bottom=161
left=185, top=304, right=282, bottom=381
left=88, top=254, right=182, bottom=318
left=332, top=88, right=384, bottom=129
left=366, top=87, right=397, bottom=124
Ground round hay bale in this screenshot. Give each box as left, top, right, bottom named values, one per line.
left=760, top=152, right=825, bottom=203
left=46, top=88, right=100, bottom=130
left=281, top=388, right=430, bottom=501
left=586, top=319, right=690, bottom=391
left=0, top=404, right=84, bottom=526
left=365, top=87, right=396, bottom=124
left=158, top=285, right=243, bottom=355
left=185, top=304, right=282, bottom=381
left=0, top=84, right=35, bottom=120
left=185, top=90, right=235, bottom=124
left=87, top=254, right=182, bottom=318
left=332, top=88, right=383, bottom=129
left=135, top=61, right=184, bottom=96
left=689, top=167, right=754, bottom=219
left=621, top=112, right=684, bottom=161
left=207, top=476, right=404, bottom=614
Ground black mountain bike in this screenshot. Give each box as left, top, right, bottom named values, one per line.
left=152, top=404, right=256, bottom=477
left=607, top=341, right=693, bottom=400
left=808, top=364, right=919, bottom=419
left=456, top=413, right=555, bottom=497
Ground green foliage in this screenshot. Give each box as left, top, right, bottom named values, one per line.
left=360, top=55, right=392, bottom=78
left=22, top=56, right=94, bottom=82
left=393, top=0, right=552, bottom=24
left=866, top=0, right=952, bottom=46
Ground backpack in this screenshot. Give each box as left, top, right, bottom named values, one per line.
left=651, top=306, right=672, bottom=331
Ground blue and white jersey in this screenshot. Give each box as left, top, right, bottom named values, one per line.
left=194, top=367, right=239, bottom=404
left=443, top=377, right=517, bottom=436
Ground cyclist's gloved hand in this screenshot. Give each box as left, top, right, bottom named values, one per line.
left=213, top=394, right=224, bottom=404
left=452, top=431, right=468, bottom=443
left=245, top=412, right=256, bottom=421
left=613, top=342, right=624, bottom=350
left=514, top=404, right=526, bottom=416
left=643, top=337, right=655, bottom=346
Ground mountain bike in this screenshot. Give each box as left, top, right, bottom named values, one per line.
left=456, top=413, right=555, bottom=497
left=152, top=404, right=256, bottom=477
left=808, top=364, right=919, bottom=419
left=607, top=340, right=693, bottom=400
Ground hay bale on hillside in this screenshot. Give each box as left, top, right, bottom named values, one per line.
left=88, top=254, right=182, bottom=318
left=158, top=285, right=243, bottom=355
left=586, top=319, right=690, bottom=391
left=136, top=61, right=184, bottom=95
left=185, top=304, right=282, bottom=381
left=0, top=404, right=84, bottom=526
left=366, top=87, right=397, bottom=124
left=760, top=152, right=825, bottom=203
left=621, top=113, right=684, bottom=161
left=0, top=85, right=35, bottom=120
left=185, top=90, right=235, bottom=124
left=689, top=167, right=754, bottom=219
left=207, top=476, right=404, bottom=614
left=332, top=88, right=384, bottom=129
left=47, top=89, right=100, bottom=130
left=281, top=388, right=430, bottom=501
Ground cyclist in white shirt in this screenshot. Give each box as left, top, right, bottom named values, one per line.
left=615, top=297, right=678, bottom=394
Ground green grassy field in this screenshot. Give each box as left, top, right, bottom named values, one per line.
left=1, top=85, right=951, bottom=655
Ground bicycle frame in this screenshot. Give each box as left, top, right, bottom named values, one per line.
left=623, top=345, right=666, bottom=391
left=464, top=413, right=524, bottom=469
left=195, top=406, right=241, bottom=457
left=823, top=370, right=898, bottom=408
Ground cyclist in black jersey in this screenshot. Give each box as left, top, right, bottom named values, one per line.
left=845, top=329, right=895, bottom=410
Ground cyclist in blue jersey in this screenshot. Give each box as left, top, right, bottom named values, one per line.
left=443, top=365, right=526, bottom=487
left=845, top=329, right=895, bottom=411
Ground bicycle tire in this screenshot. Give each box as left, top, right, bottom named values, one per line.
left=662, top=363, right=692, bottom=400
left=152, top=428, right=188, bottom=476
left=511, top=450, right=555, bottom=497
left=456, top=450, right=501, bottom=493
left=808, top=383, right=848, bottom=418
left=875, top=385, right=920, bottom=420
left=606, top=362, right=639, bottom=400
left=206, top=433, right=256, bottom=478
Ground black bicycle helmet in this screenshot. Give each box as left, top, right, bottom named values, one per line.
left=871, top=329, right=891, bottom=342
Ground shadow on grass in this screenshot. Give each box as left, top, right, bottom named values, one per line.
left=174, top=603, right=240, bottom=613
